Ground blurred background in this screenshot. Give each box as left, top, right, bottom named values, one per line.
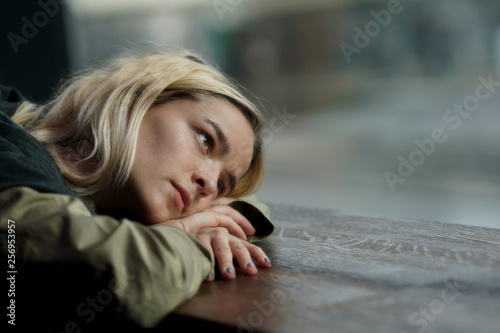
left=1, top=0, right=499, bottom=228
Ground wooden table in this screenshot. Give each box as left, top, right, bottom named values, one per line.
left=162, top=203, right=500, bottom=333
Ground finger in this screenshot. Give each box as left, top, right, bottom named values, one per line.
left=209, top=205, right=256, bottom=236
left=245, top=242, right=272, bottom=268
left=177, top=211, right=248, bottom=240
left=204, top=269, right=215, bottom=283
left=229, top=237, right=258, bottom=276
left=211, top=213, right=249, bottom=240
left=195, top=235, right=212, bottom=253
left=194, top=234, right=216, bottom=281
left=211, top=229, right=236, bottom=280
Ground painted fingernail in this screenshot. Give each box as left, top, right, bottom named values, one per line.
left=246, top=262, right=256, bottom=268
left=225, top=267, right=235, bottom=275
left=209, top=272, right=214, bottom=279
left=264, top=257, right=271, bottom=264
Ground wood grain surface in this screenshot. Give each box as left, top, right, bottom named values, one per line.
left=164, top=203, right=500, bottom=333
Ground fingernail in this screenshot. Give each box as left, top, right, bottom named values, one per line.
left=209, top=272, right=214, bottom=279
left=264, top=257, right=271, bottom=264
left=246, top=262, right=256, bottom=268
left=225, top=267, right=235, bottom=275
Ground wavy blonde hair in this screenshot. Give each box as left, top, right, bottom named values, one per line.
left=12, top=50, right=264, bottom=200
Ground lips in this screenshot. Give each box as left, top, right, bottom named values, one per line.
left=172, top=182, right=192, bottom=213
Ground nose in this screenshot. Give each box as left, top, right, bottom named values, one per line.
left=192, top=168, right=218, bottom=197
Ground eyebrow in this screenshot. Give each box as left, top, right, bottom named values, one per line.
left=204, top=118, right=237, bottom=195
left=204, top=118, right=231, bottom=154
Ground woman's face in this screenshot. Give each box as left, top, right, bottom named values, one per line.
left=97, top=97, right=255, bottom=224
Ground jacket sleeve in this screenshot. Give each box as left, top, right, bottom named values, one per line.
left=230, top=194, right=275, bottom=242
left=0, top=186, right=213, bottom=328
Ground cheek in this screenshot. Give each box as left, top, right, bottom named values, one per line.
left=162, top=137, right=198, bottom=172
left=132, top=130, right=201, bottom=199
left=138, top=127, right=189, bottom=167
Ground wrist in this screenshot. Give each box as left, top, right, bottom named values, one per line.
left=154, top=219, right=187, bottom=231
left=171, top=219, right=186, bottom=231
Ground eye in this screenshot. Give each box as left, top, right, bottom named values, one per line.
left=197, top=131, right=213, bottom=151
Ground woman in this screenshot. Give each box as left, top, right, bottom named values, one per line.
left=0, top=50, right=273, bottom=329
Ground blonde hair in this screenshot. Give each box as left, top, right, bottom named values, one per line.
left=12, top=50, right=264, bottom=200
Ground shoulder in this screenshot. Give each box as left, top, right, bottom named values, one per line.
left=0, top=87, right=93, bottom=212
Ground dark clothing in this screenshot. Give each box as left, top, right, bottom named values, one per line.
left=0, top=85, right=92, bottom=210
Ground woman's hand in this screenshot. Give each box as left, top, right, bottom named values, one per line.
left=192, top=227, right=271, bottom=281
left=154, top=198, right=271, bottom=280
left=155, top=202, right=255, bottom=240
